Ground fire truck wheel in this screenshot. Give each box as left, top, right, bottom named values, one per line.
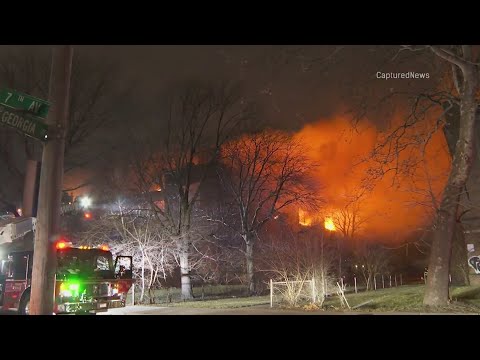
left=18, top=291, right=31, bottom=315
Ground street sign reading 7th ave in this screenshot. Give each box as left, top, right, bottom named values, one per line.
left=0, top=104, right=49, bottom=141
left=0, top=88, right=50, bottom=120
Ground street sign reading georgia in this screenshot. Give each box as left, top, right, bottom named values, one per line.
left=0, top=104, right=49, bottom=141
left=0, top=88, right=50, bottom=120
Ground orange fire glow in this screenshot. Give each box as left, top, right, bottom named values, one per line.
left=298, top=208, right=312, bottom=227
left=294, top=113, right=451, bottom=242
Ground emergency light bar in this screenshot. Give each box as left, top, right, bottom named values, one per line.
left=56, top=241, right=110, bottom=251
left=78, top=245, right=110, bottom=251
left=55, top=239, right=73, bottom=250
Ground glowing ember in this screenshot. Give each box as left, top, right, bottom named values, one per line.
left=324, top=217, right=336, bottom=231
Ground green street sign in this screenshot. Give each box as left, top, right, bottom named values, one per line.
left=0, top=88, right=50, bottom=120
left=0, top=104, right=49, bottom=141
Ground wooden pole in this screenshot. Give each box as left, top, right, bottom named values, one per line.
left=395, top=274, right=397, bottom=287
left=30, top=46, right=73, bottom=315
left=382, top=274, right=385, bottom=288
left=22, top=159, right=39, bottom=217
left=354, top=277, right=357, bottom=293
left=374, top=276, right=377, bottom=290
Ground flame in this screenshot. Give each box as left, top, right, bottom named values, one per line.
left=324, top=217, right=336, bottom=231
left=293, top=113, right=450, bottom=242
left=298, top=208, right=312, bottom=227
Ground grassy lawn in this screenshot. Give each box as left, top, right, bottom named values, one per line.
left=322, top=285, right=480, bottom=313
left=126, top=283, right=480, bottom=313
left=164, top=296, right=271, bottom=309
left=126, top=284, right=253, bottom=305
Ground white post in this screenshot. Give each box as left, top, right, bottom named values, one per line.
left=340, top=277, right=344, bottom=289
left=311, top=277, right=316, bottom=303
left=449, top=274, right=452, bottom=283
left=354, top=277, right=357, bottom=294
left=395, top=274, right=397, bottom=287
left=382, top=274, right=385, bottom=289
left=389, top=275, right=392, bottom=287
left=270, top=279, right=273, bottom=308
left=131, top=283, right=135, bottom=306
left=374, top=276, right=377, bottom=290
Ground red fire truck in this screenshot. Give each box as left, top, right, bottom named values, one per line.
left=0, top=240, right=133, bottom=314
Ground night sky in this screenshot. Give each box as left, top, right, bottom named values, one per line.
left=74, top=45, right=437, bottom=129
left=0, top=45, right=438, bottom=129
left=0, top=45, right=441, bottom=207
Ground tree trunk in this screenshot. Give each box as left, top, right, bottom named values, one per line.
left=450, top=221, right=469, bottom=286
left=245, top=233, right=255, bottom=296
left=442, top=102, right=471, bottom=287
left=140, top=251, right=145, bottom=303
left=424, top=62, right=478, bottom=306
left=178, top=200, right=194, bottom=300
left=148, top=259, right=156, bottom=304
left=179, top=239, right=193, bottom=300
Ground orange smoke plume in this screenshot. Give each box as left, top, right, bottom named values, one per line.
left=294, top=114, right=450, bottom=242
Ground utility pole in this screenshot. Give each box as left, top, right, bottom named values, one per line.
left=22, top=159, right=39, bottom=217
left=30, top=46, right=73, bottom=315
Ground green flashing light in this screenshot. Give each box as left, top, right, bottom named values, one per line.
left=59, top=282, right=81, bottom=298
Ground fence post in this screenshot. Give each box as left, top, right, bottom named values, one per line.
left=382, top=274, right=385, bottom=289
left=374, top=276, right=377, bottom=290
left=395, top=274, right=397, bottom=287
left=400, top=274, right=403, bottom=286
left=389, top=275, right=392, bottom=287
left=270, top=279, right=273, bottom=308
left=311, top=277, right=316, bottom=303
left=131, top=283, right=135, bottom=306
left=354, top=277, right=357, bottom=294
left=449, top=274, right=452, bottom=283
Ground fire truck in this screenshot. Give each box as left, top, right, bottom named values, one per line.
left=0, top=238, right=133, bottom=315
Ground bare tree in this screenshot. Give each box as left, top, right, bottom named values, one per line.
left=217, top=130, right=320, bottom=294
left=411, top=46, right=478, bottom=306
left=261, top=228, right=336, bottom=307
left=126, top=80, right=253, bottom=299
left=80, top=199, right=176, bottom=304
left=0, top=47, right=132, bottom=210
left=357, top=45, right=479, bottom=306
left=355, top=244, right=390, bottom=291
left=331, top=186, right=372, bottom=252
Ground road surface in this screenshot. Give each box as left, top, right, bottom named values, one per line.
left=2, top=304, right=478, bottom=315
left=97, top=304, right=478, bottom=315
